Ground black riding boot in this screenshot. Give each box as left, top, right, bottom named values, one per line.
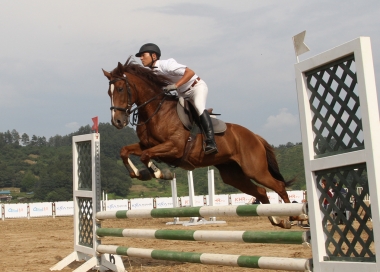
left=199, top=110, right=218, bottom=154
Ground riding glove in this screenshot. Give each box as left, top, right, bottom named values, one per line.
left=164, top=84, right=177, bottom=92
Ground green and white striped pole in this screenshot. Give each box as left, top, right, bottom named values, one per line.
left=97, top=245, right=312, bottom=271
left=96, top=228, right=309, bottom=245
left=96, top=203, right=307, bottom=220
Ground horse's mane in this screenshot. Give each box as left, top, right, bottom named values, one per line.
left=121, top=56, right=172, bottom=88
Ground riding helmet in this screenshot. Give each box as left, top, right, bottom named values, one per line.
left=135, top=43, right=161, bottom=58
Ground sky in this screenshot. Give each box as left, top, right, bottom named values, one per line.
left=1, top=1, right=380, bottom=146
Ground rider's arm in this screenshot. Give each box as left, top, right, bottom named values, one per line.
left=175, top=67, right=195, bottom=88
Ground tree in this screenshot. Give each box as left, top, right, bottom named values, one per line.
left=33, top=151, right=72, bottom=200
left=21, top=133, right=30, bottom=146
left=21, top=171, right=38, bottom=192
left=75, top=125, right=91, bottom=136
left=48, top=135, right=63, bottom=147
left=37, top=136, right=47, bottom=147
left=0, top=133, right=5, bottom=147
left=45, top=188, right=72, bottom=202
left=0, top=161, right=14, bottom=188
left=275, top=143, right=305, bottom=190
left=286, top=142, right=295, bottom=148
left=11, top=129, right=20, bottom=146
left=30, top=135, right=38, bottom=146
left=101, top=156, right=132, bottom=197
left=3, top=130, right=12, bottom=144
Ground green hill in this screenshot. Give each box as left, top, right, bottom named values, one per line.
left=0, top=126, right=306, bottom=202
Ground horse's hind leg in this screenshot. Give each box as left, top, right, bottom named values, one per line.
left=215, top=162, right=291, bottom=229
left=240, top=162, right=300, bottom=225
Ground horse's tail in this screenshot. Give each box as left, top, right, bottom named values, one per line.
left=257, top=135, right=296, bottom=188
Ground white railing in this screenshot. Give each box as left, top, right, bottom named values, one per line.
left=1, top=190, right=307, bottom=220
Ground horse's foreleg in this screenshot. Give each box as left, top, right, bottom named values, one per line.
left=140, top=142, right=180, bottom=180
left=147, top=161, right=162, bottom=179
left=120, top=142, right=176, bottom=181
left=124, top=158, right=152, bottom=181
left=120, top=143, right=151, bottom=180
left=126, top=158, right=139, bottom=177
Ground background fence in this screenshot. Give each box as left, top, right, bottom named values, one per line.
left=1, top=191, right=307, bottom=220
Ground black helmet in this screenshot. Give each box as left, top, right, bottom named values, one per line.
left=135, top=43, right=161, bottom=58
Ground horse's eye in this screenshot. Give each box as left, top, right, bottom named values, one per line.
left=118, top=87, right=123, bottom=92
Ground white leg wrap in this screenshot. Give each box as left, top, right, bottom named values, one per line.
left=127, top=158, right=139, bottom=176
left=148, top=161, right=162, bottom=179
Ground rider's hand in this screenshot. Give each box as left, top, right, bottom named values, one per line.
left=164, top=84, right=177, bottom=92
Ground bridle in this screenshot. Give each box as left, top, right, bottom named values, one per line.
left=109, top=76, right=133, bottom=114
left=109, top=73, right=169, bottom=126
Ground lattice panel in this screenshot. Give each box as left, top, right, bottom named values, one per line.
left=78, top=197, right=93, bottom=247
left=77, top=141, right=92, bottom=190
left=316, top=163, right=374, bottom=262
left=305, top=54, right=364, bottom=158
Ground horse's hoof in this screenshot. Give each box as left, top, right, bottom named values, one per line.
left=161, top=168, right=174, bottom=180
left=139, top=169, right=152, bottom=181
left=281, top=220, right=292, bottom=229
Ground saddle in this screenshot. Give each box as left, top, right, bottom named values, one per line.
left=175, top=98, right=226, bottom=170
left=176, top=98, right=227, bottom=134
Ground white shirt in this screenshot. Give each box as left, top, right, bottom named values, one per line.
left=154, top=58, right=198, bottom=93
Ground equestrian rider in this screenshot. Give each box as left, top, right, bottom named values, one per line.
left=135, top=43, right=218, bottom=155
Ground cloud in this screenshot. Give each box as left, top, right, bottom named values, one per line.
left=263, top=108, right=298, bottom=131
left=1, top=1, right=380, bottom=147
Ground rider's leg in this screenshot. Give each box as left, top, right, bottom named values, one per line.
left=190, top=80, right=218, bottom=154
left=199, top=110, right=218, bottom=154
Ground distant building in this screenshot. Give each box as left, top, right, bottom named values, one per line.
left=0, top=190, right=12, bottom=202
left=0, top=195, right=12, bottom=202
left=0, top=188, right=20, bottom=193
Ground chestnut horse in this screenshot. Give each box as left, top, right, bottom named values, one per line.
left=103, top=58, right=300, bottom=228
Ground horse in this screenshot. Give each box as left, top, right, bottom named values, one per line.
left=102, top=57, right=301, bottom=229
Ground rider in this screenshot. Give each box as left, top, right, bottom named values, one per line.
left=135, top=43, right=218, bottom=154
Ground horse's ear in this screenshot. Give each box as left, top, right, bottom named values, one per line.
left=102, top=69, right=111, bottom=80
left=117, top=62, right=124, bottom=74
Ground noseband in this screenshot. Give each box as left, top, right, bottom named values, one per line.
left=109, top=76, right=133, bottom=114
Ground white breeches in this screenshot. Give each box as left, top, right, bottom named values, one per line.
left=180, top=79, right=208, bottom=116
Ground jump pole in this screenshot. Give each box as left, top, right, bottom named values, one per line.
left=95, top=203, right=311, bottom=271
left=96, top=228, right=310, bottom=245
left=97, top=203, right=307, bottom=219
left=97, top=245, right=311, bottom=271
left=50, top=133, right=312, bottom=272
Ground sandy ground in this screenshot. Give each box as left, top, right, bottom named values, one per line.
left=0, top=216, right=312, bottom=272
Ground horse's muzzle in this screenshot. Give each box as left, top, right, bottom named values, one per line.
left=112, top=113, right=129, bottom=129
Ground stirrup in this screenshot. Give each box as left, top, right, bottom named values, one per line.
left=204, top=140, right=218, bottom=154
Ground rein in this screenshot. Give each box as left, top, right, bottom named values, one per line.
left=109, top=74, right=169, bottom=126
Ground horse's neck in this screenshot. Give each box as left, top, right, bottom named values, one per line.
left=135, top=89, right=162, bottom=109
left=131, top=77, right=166, bottom=118
left=128, top=75, right=156, bottom=104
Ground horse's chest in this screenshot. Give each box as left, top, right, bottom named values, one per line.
left=137, top=128, right=164, bottom=146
